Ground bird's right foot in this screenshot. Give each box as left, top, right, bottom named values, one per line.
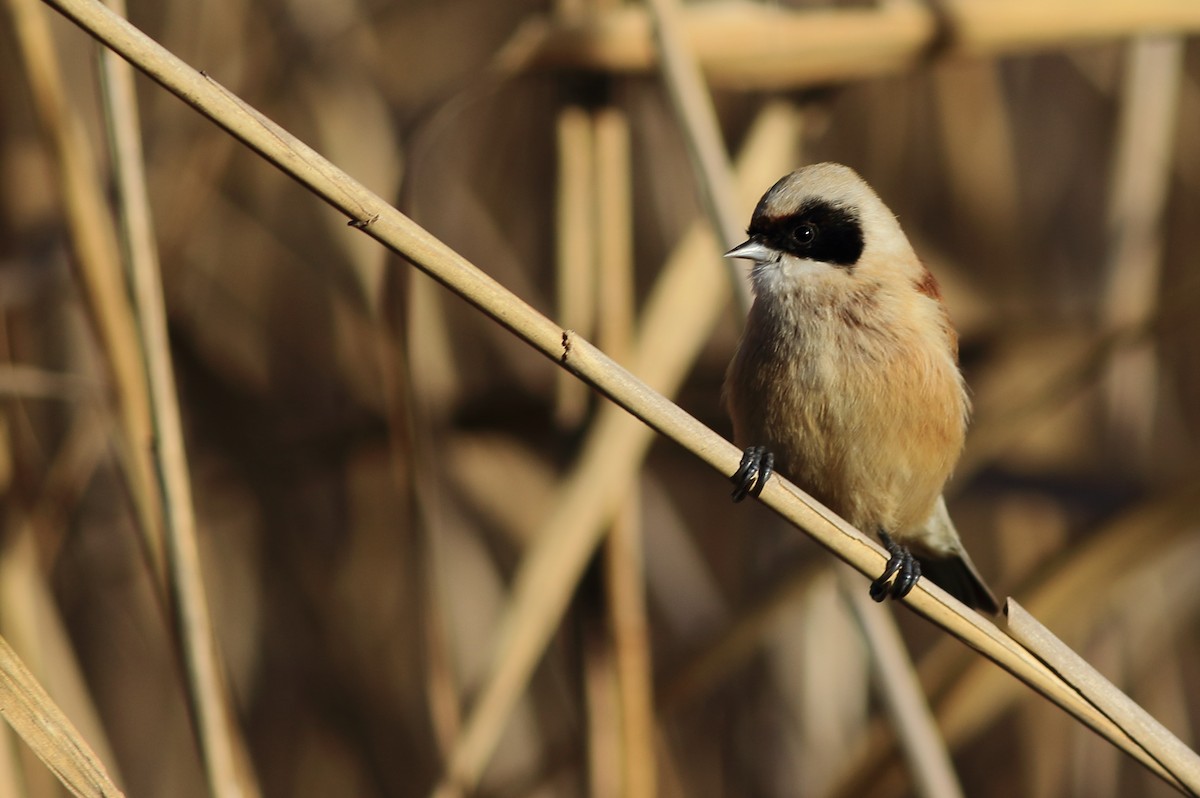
left=731, top=446, right=774, bottom=502
left=870, top=531, right=922, bottom=602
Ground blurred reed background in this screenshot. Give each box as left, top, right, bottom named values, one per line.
left=1, top=0, right=1199, bottom=796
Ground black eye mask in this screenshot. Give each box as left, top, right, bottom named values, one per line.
left=747, top=199, right=865, bottom=267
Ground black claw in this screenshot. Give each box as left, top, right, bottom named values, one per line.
left=892, top=555, right=921, bottom=599
left=730, top=447, right=759, bottom=502
left=869, top=571, right=895, bottom=602
left=750, top=450, right=773, bottom=498
left=731, top=446, right=774, bottom=502
left=870, top=531, right=921, bottom=602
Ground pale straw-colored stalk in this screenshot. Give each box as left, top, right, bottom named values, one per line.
left=37, top=0, right=1200, bottom=795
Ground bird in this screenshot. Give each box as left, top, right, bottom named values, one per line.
left=723, top=162, right=999, bottom=613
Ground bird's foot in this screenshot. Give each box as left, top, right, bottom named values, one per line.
left=869, top=531, right=921, bottom=601
left=731, top=446, right=774, bottom=502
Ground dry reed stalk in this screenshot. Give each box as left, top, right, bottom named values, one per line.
left=593, top=107, right=657, bottom=798
left=830, top=487, right=1200, bottom=798
left=838, top=570, right=964, bottom=798
left=523, top=1, right=1200, bottom=88
left=527, top=2, right=933, bottom=89
left=37, top=1, right=1195, bottom=794
left=301, top=74, right=400, bottom=315
left=645, top=0, right=750, bottom=312
left=948, top=0, right=1200, bottom=55
left=381, top=325, right=463, bottom=763
left=583, top=621, right=623, bottom=798
left=6, top=0, right=165, bottom=594
left=0, top=521, right=124, bottom=798
left=363, top=85, right=465, bottom=766
left=0, top=724, right=25, bottom=796
left=1018, top=694, right=1076, bottom=797
left=1007, top=600, right=1200, bottom=793
left=931, top=60, right=1021, bottom=270
left=440, top=321, right=696, bottom=792
left=97, top=1, right=259, bottom=792
left=379, top=254, right=461, bottom=761
left=554, top=104, right=597, bottom=428
left=0, top=514, right=122, bottom=794
left=605, top=500, right=657, bottom=798
left=936, top=492, right=1200, bottom=742
left=416, top=477, right=464, bottom=767
left=663, top=563, right=966, bottom=796
left=1100, top=35, right=1184, bottom=460
left=594, top=108, right=635, bottom=363
left=435, top=106, right=798, bottom=795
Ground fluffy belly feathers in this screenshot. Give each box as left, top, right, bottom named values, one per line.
left=726, top=313, right=966, bottom=543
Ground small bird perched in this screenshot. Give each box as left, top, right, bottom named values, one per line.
left=724, top=163, right=998, bottom=613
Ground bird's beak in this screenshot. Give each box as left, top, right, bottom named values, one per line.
left=724, top=239, right=775, bottom=263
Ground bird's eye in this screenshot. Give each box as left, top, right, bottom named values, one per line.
left=792, top=222, right=818, bottom=245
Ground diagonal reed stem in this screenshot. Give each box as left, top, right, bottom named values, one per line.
left=96, top=0, right=259, bottom=794
left=36, top=0, right=1198, bottom=794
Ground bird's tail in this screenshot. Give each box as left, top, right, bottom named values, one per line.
left=916, top=552, right=1000, bottom=614
left=916, top=495, right=1001, bottom=614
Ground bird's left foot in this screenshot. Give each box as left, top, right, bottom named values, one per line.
left=870, top=531, right=921, bottom=601
left=731, top=446, right=774, bottom=502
